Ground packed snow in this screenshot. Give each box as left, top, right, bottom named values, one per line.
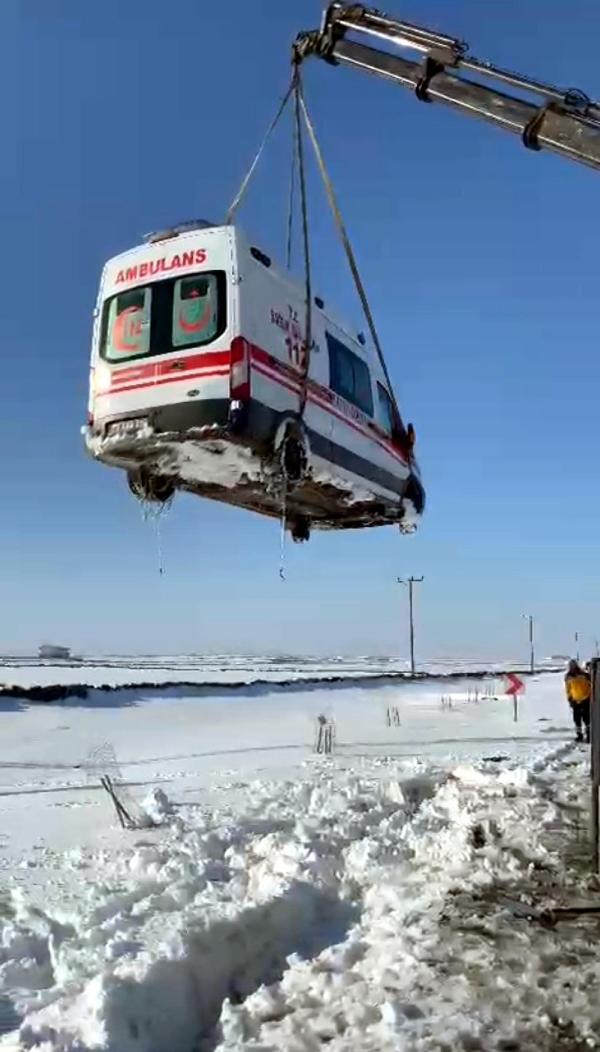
left=0, top=670, right=598, bottom=1051
left=172, top=439, right=263, bottom=490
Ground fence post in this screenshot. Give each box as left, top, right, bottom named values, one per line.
left=590, top=658, right=600, bottom=873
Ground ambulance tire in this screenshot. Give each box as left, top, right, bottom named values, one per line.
left=290, top=515, right=311, bottom=543
left=277, top=423, right=308, bottom=488
left=398, top=474, right=425, bottom=533
left=127, top=468, right=175, bottom=504
left=402, top=474, right=425, bottom=515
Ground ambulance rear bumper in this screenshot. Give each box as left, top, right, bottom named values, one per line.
left=85, top=397, right=271, bottom=466
left=91, top=397, right=231, bottom=437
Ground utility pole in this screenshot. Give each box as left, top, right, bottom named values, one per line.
left=398, top=576, right=423, bottom=676
left=522, top=614, right=535, bottom=674
left=590, top=659, right=600, bottom=872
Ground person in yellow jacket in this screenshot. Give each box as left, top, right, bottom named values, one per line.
left=564, top=659, right=591, bottom=743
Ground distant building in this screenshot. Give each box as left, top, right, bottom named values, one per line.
left=38, top=644, right=71, bottom=660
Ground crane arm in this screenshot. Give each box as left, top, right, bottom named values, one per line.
left=294, top=3, right=600, bottom=172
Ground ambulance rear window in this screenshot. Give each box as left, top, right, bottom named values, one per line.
left=100, top=271, right=226, bottom=363
left=104, top=288, right=151, bottom=361
left=172, top=275, right=218, bottom=348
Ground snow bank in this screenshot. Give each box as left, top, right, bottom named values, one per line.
left=138, top=788, right=174, bottom=826
left=1, top=740, right=595, bottom=1052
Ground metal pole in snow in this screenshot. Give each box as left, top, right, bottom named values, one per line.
left=575, top=631, right=580, bottom=663
left=522, top=614, right=534, bottom=674
left=408, top=580, right=415, bottom=676
left=398, top=576, right=423, bottom=676
left=513, top=695, right=518, bottom=723
left=590, top=658, right=600, bottom=873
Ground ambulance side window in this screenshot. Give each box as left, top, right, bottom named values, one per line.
left=326, top=333, right=374, bottom=416
left=377, top=383, right=395, bottom=435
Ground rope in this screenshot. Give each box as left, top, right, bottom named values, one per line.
left=296, top=84, right=398, bottom=406
left=226, top=79, right=295, bottom=223
left=294, top=70, right=312, bottom=415
left=225, top=69, right=394, bottom=429
left=285, top=113, right=299, bottom=270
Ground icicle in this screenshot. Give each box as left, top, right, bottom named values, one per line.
left=155, top=514, right=164, bottom=577
left=279, top=482, right=287, bottom=580
left=139, top=498, right=172, bottom=578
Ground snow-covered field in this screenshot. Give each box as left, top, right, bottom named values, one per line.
left=0, top=655, right=561, bottom=690
left=1, top=671, right=598, bottom=1051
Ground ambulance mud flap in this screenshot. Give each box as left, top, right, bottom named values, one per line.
left=273, top=418, right=309, bottom=487
left=399, top=473, right=425, bottom=533
left=271, top=419, right=311, bottom=543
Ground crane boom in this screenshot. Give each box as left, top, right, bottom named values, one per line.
left=294, top=3, right=600, bottom=172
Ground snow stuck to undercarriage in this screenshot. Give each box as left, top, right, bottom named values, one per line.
left=86, top=429, right=264, bottom=492
left=2, top=744, right=598, bottom=1052
left=85, top=426, right=411, bottom=534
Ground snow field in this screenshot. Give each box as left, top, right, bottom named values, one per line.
left=0, top=657, right=560, bottom=691
left=1, top=671, right=596, bottom=1051
left=1, top=741, right=598, bottom=1051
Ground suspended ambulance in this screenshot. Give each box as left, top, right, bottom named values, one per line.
left=85, top=220, right=424, bottom=541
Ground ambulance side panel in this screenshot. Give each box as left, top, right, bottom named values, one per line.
left=312, top=321, right=410, bottom=500
left=235, top=239, right=329, bottom=445
left=235, top=234, right=409, bottom=500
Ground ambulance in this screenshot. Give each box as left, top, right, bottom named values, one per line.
left=85, top=220, right=424, bottom=541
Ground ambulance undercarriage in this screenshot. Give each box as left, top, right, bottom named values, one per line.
left=90, top=402, right=422, bottom=543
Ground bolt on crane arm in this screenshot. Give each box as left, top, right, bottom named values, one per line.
left=293, top=3, right=600, bottom=172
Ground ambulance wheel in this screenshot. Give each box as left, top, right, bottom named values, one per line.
left=279, top=432, right=308, bottom=487
left=127, top=468, right=175, bottom=504
left=290, top=515, right=311, bottom=543
left=402, top=475, right=425, bottom=515
left=398, top=475, right=425, bottom=533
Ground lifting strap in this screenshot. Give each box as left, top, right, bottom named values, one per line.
left=293, top=68, right=312, bottom=416
left=226, top=79, right=295, bottom=223
left=295, top=78, right=398, bottom=408
left=285, top=109, right=299, bottom=270
left=226, top=69, right=398, bottom=425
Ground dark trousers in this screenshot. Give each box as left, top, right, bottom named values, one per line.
left=570, top=699, right=590, bottom=738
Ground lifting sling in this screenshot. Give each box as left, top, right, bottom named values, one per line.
left=226, top=66, right=402, bottom=427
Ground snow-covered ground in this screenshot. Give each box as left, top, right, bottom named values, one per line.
left=0, top=655, right=561, bottom=690
left=1, top=671, right=597, bottom=1051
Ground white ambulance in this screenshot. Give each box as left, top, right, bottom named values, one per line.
left=85, top=220, right=424, bottom=541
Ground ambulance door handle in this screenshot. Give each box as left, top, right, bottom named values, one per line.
left=167, top=361, right=185, bottom=371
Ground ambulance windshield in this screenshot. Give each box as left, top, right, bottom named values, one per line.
left=100, top=272, right=224, bottom=363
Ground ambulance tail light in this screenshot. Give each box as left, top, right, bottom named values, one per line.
left=92, top=361, right=112, bottom=397
left=230, top=337, right=250, bottom=401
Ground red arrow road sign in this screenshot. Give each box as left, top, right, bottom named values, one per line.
left=505, top=673, right=525, bottom=696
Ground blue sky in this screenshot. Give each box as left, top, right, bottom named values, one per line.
left=1, top=0, right=599, bottom=660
